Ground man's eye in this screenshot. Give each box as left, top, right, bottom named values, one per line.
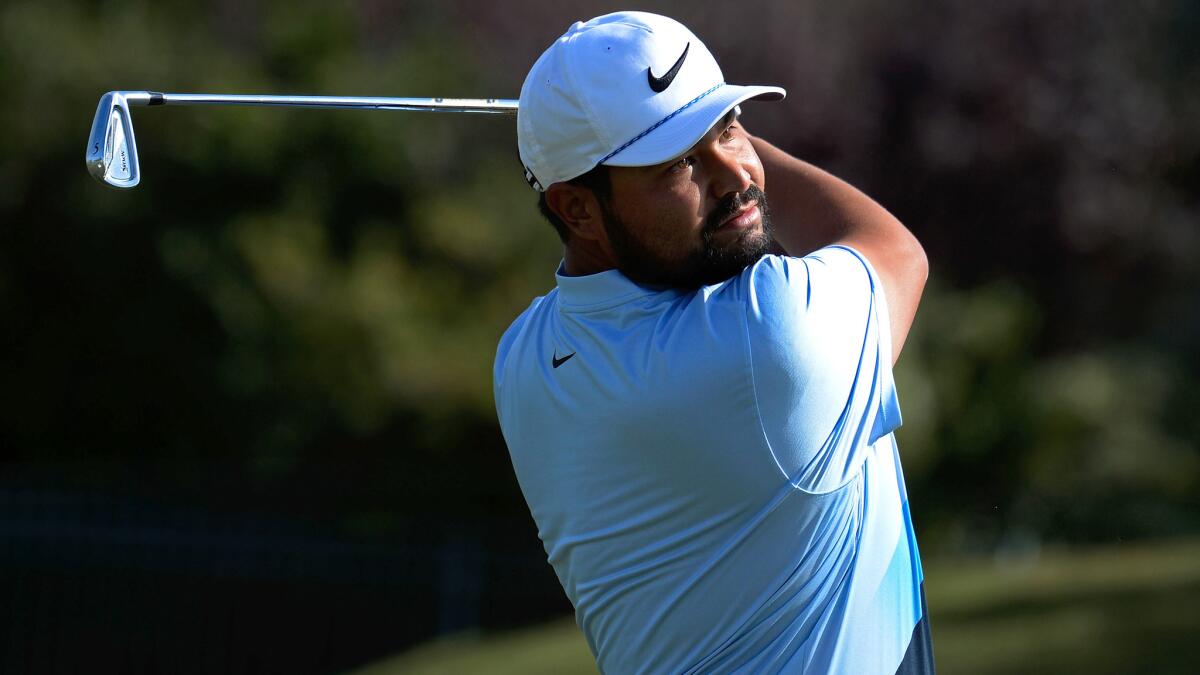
left=721, top=125, right=736, bottom=141
left=669, top=157, right=693, bottom=173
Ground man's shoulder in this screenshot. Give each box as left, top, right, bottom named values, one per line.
left=741, top=246, right=874, bottom=289
left=729, top=247, right=883, bottom=377
left=494, top=290, right=556, bottom=375
left=722, top=247, right=875, bottom=318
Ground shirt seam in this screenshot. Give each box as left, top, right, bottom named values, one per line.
left=825, top=244, right=898, bottom=437
left=745, top=252, right=880, bottom=496
left=741, top=271, right=795, bottom=490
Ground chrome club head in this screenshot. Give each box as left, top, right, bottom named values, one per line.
left=85, top=91, right=141, bottom=189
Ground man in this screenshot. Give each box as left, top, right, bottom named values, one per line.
left=494, top=11, right=931, bottom=674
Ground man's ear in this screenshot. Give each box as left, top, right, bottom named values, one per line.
left=544, top=183, right=606, bottom=242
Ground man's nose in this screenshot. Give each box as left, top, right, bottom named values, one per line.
left=707, top=148, right=753, bottom=200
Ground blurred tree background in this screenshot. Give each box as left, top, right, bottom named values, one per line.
left=1, top=0, right=1197, bottom=673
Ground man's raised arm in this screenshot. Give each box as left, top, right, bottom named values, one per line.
left=750, top=134, right=929, bottom=362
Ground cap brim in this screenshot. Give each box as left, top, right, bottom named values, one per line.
left=601, top=83, right=785, bottom=168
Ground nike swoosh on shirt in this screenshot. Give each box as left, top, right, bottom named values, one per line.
left=647, top=43, right=689, bottom=93
left=552, top=352, right=576, bottom=368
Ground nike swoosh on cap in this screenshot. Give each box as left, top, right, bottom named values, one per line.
left=552, top=351, right=576, bottom=368
left=647, top=43, right=689, bottom=93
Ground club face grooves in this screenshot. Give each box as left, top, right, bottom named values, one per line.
left=85, top=92, right=140, bottom=189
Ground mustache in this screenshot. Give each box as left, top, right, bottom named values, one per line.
left=703, top=184, right=767, bottom=235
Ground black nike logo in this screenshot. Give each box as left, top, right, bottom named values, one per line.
left=552, top=351, right=576, bottom=368
left=647, top=43, right=689, bottom=93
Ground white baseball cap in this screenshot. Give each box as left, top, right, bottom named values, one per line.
left=518, top=11, right=786, bottom=191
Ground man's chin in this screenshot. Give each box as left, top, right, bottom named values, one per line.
left=606, top=194, right=775, bottom=289
left=699, top=246, right=772, bottom=285
left=667, top=231, right=774, bottom=288
left=716, top=221, right=769, bottom=253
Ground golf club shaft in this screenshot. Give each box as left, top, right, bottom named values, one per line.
left=119, top=91, right=518, bottom=115
left=86, top=89, right=518, bottom=189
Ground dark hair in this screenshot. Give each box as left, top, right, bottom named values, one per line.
left=536, top=164, right=612, bottom=244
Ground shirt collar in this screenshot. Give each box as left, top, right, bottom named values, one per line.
left=554, top=261, right=664, bottom=310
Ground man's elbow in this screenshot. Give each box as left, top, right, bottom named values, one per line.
left=901, top=228, right=929, bottom=293
left=883, top=231, right=928, bottom=363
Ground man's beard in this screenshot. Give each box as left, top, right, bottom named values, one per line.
left=601, top=184, right=775, bottom=289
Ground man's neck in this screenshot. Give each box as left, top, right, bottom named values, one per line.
left=562, top=243, right=615, bottom=277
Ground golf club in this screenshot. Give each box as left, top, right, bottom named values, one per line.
left=85, top=90, right=518, bottom=189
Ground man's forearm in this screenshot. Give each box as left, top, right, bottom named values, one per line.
left=751, top=135, right=914, bottom=258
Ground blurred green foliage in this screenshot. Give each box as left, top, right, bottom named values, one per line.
left=1, top=0, right=1197, bottom=555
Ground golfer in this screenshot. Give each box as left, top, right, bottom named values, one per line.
left=495, top=11, right=932, bottom=674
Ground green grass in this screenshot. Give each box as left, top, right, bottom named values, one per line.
left=349, top=620, right=596, bottom=675
left=927, top=538, right=1200, bottom=674
left=349, top=538, right=1200, bottom=674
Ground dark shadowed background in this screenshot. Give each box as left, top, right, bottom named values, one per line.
left=2, top=1, right=1197, bottom=673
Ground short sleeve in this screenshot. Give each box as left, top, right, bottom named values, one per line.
left=743, top=246, right=902, bottom=494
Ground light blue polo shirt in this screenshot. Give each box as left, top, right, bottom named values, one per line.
left=494, top=246, right=928, bottom=674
